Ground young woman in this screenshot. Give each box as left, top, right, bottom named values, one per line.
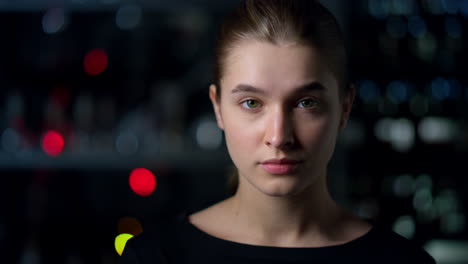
left=121, top=0, right=435, bottom=263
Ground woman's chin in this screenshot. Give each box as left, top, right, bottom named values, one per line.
left=254, top=177, right=307, bottom=197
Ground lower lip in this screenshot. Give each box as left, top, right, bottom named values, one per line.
left=261, top=163, right=300, bottom=174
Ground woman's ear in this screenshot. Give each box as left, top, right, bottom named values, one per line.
left=339, top=84, right=356, bottom=131
left=209, top=84, right=224, bottom=130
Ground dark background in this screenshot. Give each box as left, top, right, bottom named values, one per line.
left=0, top=0, right=467, bottom=263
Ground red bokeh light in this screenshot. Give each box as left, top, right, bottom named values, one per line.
left=42, top=130, right=65, bottom=157
left=83, top=48, right=108, bottom=75
left=129, top=168, right=157, bottom=196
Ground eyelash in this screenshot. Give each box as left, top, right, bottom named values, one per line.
left=297, top=98, right=320, bottom=109
left=240, top=98, right=321, bottom=111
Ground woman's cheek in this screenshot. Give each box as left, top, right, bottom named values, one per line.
left=226, top=122, right=256, bottom=149
left=300, top=117, right=336, bottom=150
left=223, top=118, right=247, bottom=147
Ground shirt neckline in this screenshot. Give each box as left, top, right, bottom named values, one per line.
left=180, top=211, right=376, bottom=251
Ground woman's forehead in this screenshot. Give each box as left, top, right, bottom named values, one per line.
left=221, top=40, right=339, bottom=95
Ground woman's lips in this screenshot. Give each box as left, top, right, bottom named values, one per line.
left=260, top=159, right=303, bottom=174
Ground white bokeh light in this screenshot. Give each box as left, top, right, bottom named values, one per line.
left=418, top=117, right=456, bottom=143
left=195, top=118, right=222, bottom=150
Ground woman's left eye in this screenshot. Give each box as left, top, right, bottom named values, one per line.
left=241, top=99, right=261, bottom=109
left=297, top=98, right=319, bottom=109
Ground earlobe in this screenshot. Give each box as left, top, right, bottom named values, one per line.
left=209, top=84, right=224, bottom=130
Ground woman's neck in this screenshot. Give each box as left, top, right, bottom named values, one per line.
left=224, top=175, right=347, bottom=247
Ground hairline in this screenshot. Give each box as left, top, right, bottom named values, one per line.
left=215, top=38, right=347, bottom=102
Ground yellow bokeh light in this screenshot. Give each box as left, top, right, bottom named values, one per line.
left=115, top=233, right=134, bottom=256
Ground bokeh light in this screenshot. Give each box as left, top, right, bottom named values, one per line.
left=389, top=118, right=415, bottom=152
left=2, top=128, right=21, bottom=153
left=375, top=118, right=415, bottom=152
left=117, top=217, right=143, bottom=236
left=441, top=212, right=466, bottom=234
left=195, top=118, right=222, bottom=150
left=83, top=48, right=108, bottom=76
left=390, top=0, right=416, bottom=16
left=418, top=117, right=456, bottom=143
left=430, top=77, right=451, bottom=100
left=444, top=16, right=462, bottom=38
left=414, top=173, right=433, bottom=191
left=356, top=199, right=380, bottom=219
left=357, top=79, right=380, bottom=104
left=413, top=187, right=433, bottom=212
left=129, top=168, right=157, bottom=196
left=393, top=215, right=416, bottom=239
left=115, top=233, right=133, bottom=256
left=393, top=174, right=415, bottom=198
left=435, top=189, right=460, bottom=216
left=425, top=240, right=468, bottom=264
left=42, top=130, right=65, bottom=157
left=375, top=118, right=393, bottom=142
left=387, top=80, right=411, bottom=104
left=116, top=131, right=139, bottom=156
left=423, top=0, right=445, bottom=15
left=443, top=0, right=461, bottom=14
left=408, top=16, right=427, bottom=38
left=339, top=119, right=366, bottom=148
left=368, top=0, right=391, bottom=19
left=462, top=1, right=468, bottom=17
left=116, top=4, right=143, bottom=30
left=412, top=174, right=437, bottom=222
left=42, top=8, right=67, bottom=34
left=415, top=32, right=437, bottom=62
left=447, top=78, right=462, bottom=99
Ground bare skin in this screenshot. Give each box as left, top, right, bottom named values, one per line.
left=189, top=40, right=371, bottom=248
left=189, top=195, right=371, bottom=247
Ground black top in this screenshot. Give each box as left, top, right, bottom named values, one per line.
left=120, top=213, right=436, bottom=264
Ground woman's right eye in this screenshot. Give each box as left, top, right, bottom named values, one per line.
left=241, top=99, right=261, bottom=109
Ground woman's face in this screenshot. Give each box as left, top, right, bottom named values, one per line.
left=210, top=40, right=354, bottom=197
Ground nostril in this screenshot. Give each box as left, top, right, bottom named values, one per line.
left=265, top=131, right=295, bottom=149
left=281, top=137, right=295, bottom=149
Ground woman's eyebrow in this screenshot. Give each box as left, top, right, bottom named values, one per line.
left=231, top=84, right=266, bottom=95
left=231, top=82, right=325, bottom=95
left=294, top=82, right=326, bottom=93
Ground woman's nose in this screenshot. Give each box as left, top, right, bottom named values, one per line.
left=264, top=108, right=295, bottom=149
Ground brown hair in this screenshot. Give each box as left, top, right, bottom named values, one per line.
left=213, top=0, right=349, bottom=196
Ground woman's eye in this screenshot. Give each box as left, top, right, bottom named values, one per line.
left=242, top=99, right=260, bottom=109
left=298, top=98, right=319, bottom=109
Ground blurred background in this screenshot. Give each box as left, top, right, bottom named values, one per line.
left=0, top=0, right=467, bottom=263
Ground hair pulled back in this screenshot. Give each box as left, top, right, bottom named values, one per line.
left=213, top=0, right=349, bottom=195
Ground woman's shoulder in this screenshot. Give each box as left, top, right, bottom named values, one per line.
left=357, top=223, right=435, bottom=263
left=121, top=231, right=168, bottom=264
left=120, top=214, right=188, bottom=264
left=125, top=229, right=162, bottom=250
